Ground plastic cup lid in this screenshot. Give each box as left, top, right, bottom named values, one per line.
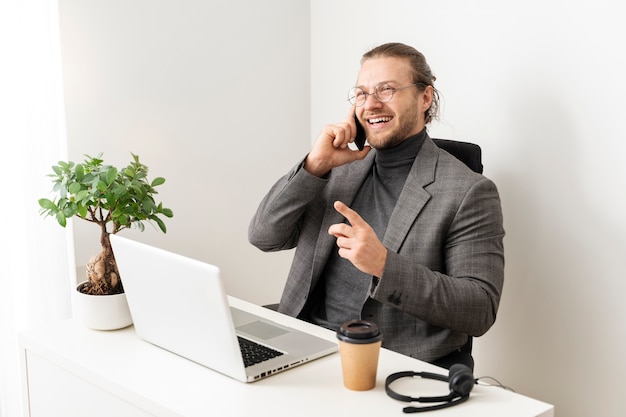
left=337, top=320, right=383, bottom=344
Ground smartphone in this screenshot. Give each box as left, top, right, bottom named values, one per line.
left=353, top=114, right=366, bottom=151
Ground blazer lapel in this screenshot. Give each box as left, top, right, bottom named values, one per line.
left=383, top=138, right=438, bottom=252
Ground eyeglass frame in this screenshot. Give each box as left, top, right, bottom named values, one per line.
left=348, top=82, right=427, bottom=107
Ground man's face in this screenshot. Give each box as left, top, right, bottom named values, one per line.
left=355, top=57, right=432, bottom=149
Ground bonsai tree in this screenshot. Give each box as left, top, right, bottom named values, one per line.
left=38, top=153, right=173, bottom=296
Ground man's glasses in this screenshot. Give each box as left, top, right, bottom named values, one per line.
left=348, top=82, right=425, bottom=107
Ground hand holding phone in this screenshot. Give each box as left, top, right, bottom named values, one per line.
left=304, top=111, right=370, bottom=177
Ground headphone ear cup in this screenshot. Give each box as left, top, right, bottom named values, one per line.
left=448, top=364, right=475, bottom=397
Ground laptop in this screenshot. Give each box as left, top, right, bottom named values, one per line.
left=110, top=234, right=337, bottom=382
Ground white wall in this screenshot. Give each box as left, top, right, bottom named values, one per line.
left=58, top=0, right=310, bottom=306
left=57, top=1, right=626, bottom=416
left=312, top=1, right=626, bottom=416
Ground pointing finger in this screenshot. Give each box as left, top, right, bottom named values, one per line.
left=333, top=200, right=363, bottom=226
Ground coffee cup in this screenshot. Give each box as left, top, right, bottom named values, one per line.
left=336, top=320, right=383, bottom=391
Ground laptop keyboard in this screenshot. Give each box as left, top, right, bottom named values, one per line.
left=238, top=337, right=284, bottom=368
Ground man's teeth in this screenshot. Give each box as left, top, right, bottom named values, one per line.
left=368, top=117, right=391, bottom=124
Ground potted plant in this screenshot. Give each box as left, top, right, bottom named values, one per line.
left=38, top=153, right=173, bottom=330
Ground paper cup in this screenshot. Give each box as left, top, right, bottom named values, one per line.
left=336, top=320, right=383, bottom=391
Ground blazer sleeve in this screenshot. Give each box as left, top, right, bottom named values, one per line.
left=370, top=176, right=505, bottom=337
left=248, top=159, right=328, bottom=252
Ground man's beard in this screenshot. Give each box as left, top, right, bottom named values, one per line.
left=367, top=116, right=420, bottom=150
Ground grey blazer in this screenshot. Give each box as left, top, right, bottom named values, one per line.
left=249, top=137, right=505, bottom=362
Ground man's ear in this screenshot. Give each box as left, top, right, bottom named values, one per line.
left=421, top=84, right=434, bottom=111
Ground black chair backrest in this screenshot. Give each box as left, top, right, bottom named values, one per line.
left=433, top=139, right=483, bottom=174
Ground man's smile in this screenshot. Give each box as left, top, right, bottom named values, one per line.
left=367, top=116, right=393, bottom=125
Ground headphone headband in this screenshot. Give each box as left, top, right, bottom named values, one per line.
left=384, top=364, right=475, bottom=413
left=385, top=371, right=451, bottom=402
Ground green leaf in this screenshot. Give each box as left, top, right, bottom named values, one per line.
left=151, top=177, right=165, bottom=187
left=75, top=189, right=89, bottom=202
left=75, top=163, right=85, bottom=181
left=109, top=183, right=124, bottom=198
left=141, top=197, right=157, bottom=213
left=105, top=167, right=118, bottom=185
left=62, top=206, right=76, bottom=218
left=55, top=211, right=67, bottom=227
left=68, top=182, right=81, bottom=194
left=55, top=182, right=67, bottom=198
left=82, top=172, right=97, bottom=183
left=38, top=198, right=56, bottom=210
left=151, top=215, right=167, bottom=233
left=77, top=203, right=88, bottom=219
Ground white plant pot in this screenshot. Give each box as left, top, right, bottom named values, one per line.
left=74, top=281, right=133, bottom=330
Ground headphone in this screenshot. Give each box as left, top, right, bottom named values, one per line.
left=385, top=364, right=476, bottom=413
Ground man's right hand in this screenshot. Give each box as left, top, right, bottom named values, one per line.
left=304, top=107, right=371, bottom=177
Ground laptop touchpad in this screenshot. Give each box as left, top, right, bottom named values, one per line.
left=237, top=321, right=289, bottom=340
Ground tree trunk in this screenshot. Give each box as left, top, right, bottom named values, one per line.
left=80, top=229, right=124, bottom=295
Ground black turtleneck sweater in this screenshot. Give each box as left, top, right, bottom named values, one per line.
left=308, top=129, right=427, bottom=330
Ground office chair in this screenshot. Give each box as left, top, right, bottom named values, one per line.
left=432, top=138, right=483, bottom=174
left=264, top=139, right=483, bottom=369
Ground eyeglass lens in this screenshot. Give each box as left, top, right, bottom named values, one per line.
left=349, top=85, right=395, bottom=106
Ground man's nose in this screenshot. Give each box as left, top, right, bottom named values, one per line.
left=363, top=92, right=383, bottom=109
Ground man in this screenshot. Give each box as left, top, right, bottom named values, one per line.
left=248, top=42, right=504, bottom=369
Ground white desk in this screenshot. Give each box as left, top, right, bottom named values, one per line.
left=19, top=297, right=553, bottom=417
